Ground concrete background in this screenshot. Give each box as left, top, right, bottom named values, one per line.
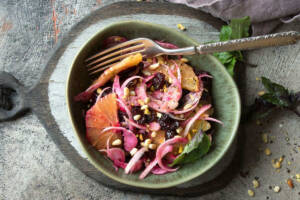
left=1, top=0, right=300, bottom=199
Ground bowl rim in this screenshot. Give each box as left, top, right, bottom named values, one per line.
left=66, top=20, right=241, bottom=189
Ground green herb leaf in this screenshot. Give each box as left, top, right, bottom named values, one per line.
left=243, top=77, right=300, bottom=122
left=219, top=26, right=232, bottom=41
left=170, top=133, right=211, bottom=166
left=213, top=16, right=251, bottom=76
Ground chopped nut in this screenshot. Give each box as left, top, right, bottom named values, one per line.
left=252, top=180, right=260, bottom=188
left=151, top=131, right=157, bottom=138
left=139, top=134, right=143, bottom=141
left=123, top=87, right=129, bottom=99
left=130, top=148, right=138, bottom=156
left=177, top=23, right=186, bottom=31
left=262, top=133, right=268, bottom=143
left=187, top=133, right=192, bottom=141
left=96, top=88, right=102, bottom=94
left=145, top=139, right=152, bottom=145
left=178, top=145, right=183, bottom=153
left=183, top=103, right=193, bottom=110
left=192, top=129, right=197, bottom=133
left=142, top=70, right=151, bottom=76
left=279, top=156, right=284, bottom=163
left=180, top=58, right=188, bottom=63
left=273, top=161, right=281, bottom=169
left=144, top=108, right=150, bottom=115
left=149, top=63, right=160, bottom=70
left=144, top=97, right=150, bottom=104
left=264, top=148, right=272, bottom=156
left=156, top=112, right=162, bottom=118
left=133, top=114, right=141, bottom=121
left=138, top=99, right=145, bottom=106
left=148, top=144, right=157, bottom=150
left=273, top=186, right=280, bottom=193
left=287, top=179, right=294, bottom=189
left=130, top=91, right=136, bottom=96
left=176, top=127, right=183, bottom=134
left=248, top=189, right=255, bottom=197
left=258, top=91, right=265, bottom=96
left=141, top=105, right=149, bottom=110
left=112, top=139, right=122, bottom=146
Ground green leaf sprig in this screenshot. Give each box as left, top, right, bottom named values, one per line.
left=214, top=16, right=251, bottom=76
left=170, top=131, right=211, bottom=166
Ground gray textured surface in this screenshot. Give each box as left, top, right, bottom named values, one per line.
left=1, top=0, right=300, bottom=199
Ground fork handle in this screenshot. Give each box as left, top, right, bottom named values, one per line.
left=163, top=31, right=300, bottom=56
left=196, top=31, right=300, bottom=54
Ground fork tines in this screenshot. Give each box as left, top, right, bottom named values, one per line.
left=85, top=39, right=145, bottom=75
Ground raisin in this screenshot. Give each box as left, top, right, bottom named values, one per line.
left=166, top=130, right=176, bottom=139
left=148, top=73, right=166, bottom=90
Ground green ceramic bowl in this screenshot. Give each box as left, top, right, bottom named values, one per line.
left=66, top=21, right=241, bottom=189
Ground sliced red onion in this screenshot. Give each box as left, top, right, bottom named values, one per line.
left=135, top=82, right=148, bottom=102
left=155, top=41, right=179, bottom=49
left=139, top=159, right=158, bottom=179
left=166, top=113, right=186, bottom=121
left=124, top=117, right=147, bottom=130
left=96, top=87, right=111, bottom=102
left=117, top=99, right=133, bottom=130
left=149, top=122, right=161, bottom=131
left=125, top=147, right=147, bottom=174
left=151, top=165, right=169, bottom=175
left=198, top=73, right=213, bottom=79
left=121, top=75, right=143, bottom=90
left=182, top=104, right=211, bottom=137
left=203, top=117, right=223, bottom=125
left=123, top=129, right=138, bottom=152
left=156, top=137, right=188, bottom=172
left=113, top=75, right=123, bottom=97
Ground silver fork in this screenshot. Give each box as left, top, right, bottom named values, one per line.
left=86, top=31, right=300, bottom=75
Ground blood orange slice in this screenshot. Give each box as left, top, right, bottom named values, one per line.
left=85, top=93, right=121, bottom=150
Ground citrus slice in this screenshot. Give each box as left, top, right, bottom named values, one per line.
left=85, top=93, right=121, bottom=150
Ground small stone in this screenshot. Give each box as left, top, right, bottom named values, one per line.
left=265, top=148, right=271, bottom=156
left=252, top=179, right=260, bottom=188
left=273, top=186, right=280, bottom=193
left=248, top=189, right=255, bottom=197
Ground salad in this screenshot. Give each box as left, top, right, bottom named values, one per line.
left=75, top=36, right=222, bottom=179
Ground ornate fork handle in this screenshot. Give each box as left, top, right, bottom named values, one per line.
left=164, top=31, right=300, bottom=56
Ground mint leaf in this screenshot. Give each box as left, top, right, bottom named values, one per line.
left=229, top=16, right=251, bottom=39
left=213, top=16, right=251, bottom=76
left=170, top=133, right=211, bottom=166
left=219, top=26, right=232, bottom=41
left=226, top=57, right=237, bottom=77
left=243, top=77, right=300, bottom=122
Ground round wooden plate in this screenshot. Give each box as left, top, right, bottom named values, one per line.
left=0, top=2, right=243, bottom=196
